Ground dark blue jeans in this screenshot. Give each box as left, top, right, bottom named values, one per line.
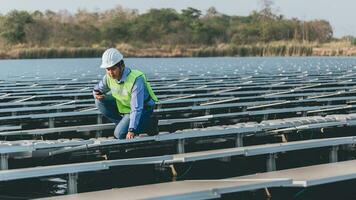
left=95, top=94, right=154, bottom=139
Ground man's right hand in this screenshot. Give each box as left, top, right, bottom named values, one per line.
left=94, top=91, right=105, bottom=100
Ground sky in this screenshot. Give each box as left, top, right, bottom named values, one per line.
left=0, top=0, right=355, bottom=38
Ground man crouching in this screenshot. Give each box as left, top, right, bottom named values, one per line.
left=93, top=48, right=158, bottom=139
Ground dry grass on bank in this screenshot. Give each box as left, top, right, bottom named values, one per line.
left=0, top=41, right=355, bottom=59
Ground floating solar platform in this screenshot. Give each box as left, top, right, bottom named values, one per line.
left=1, top=57, right=356, bottom=198
left=40, top=159, right=356, bottom=200
left=38, top=179, right=291, bottom=200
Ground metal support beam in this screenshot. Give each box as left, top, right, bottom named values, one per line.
left=154, top=163, right=165, bottom=171
left=220, top=134, right=243, bottom=162
left=177, top=139, right=185, bottom=154
left=235, top=134, right=243, bottom=147
left=262, top=114, right=268, bottom=121
left=266, top=153, right=277, bottom=172
left=219, top=157, right=231, bottom=162
left=95, top=131, right=102, bottom=138
left=302, top=111, right=307, bottom=117
left=264, top=188, right=272, bottom=199
left=279, top=134, right=288, bottom=143
left=49, top=117, right=55, bottom=128
left=170, top=165, right=178, bottom=180
left=0, top=154, right=9, bottom=170
left=205, top=109, right=210, bottom=115
left=329, top=146, right=339, bottom=163
left=67, top=173, right=78, bottom=194
left=97, top=114, right=103, bottom=124
left=193, top=122, right=201, bottom=129
left=96, top=114, right=103, bottom=137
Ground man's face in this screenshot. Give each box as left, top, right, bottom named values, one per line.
left=106, top=64, right=123, bottom=80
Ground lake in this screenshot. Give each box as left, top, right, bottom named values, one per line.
left=0, top=57, right=356, bottom=81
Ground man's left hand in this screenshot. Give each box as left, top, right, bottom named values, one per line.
left=126, top=131, right=135, bottom=139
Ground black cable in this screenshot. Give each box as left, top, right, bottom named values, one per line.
left=293, top=188, right=307, bottom=199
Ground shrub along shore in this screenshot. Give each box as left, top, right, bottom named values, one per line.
left=0, top=43, right=355, bottom=59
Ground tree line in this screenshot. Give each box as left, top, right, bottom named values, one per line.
left=0, top=6, right=335, bottom=48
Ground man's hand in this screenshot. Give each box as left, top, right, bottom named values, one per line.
left=94, top=91, right=105, bottom=100
left=126, top=131, right=135, bottom=139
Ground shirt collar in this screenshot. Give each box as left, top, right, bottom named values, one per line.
left=118, top=67, right=130, bottom=83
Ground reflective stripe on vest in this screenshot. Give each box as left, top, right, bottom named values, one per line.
left=106, top=69, right=158, bottom=113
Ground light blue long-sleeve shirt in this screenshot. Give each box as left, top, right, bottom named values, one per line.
left=94, top=67, right=155, bottom=130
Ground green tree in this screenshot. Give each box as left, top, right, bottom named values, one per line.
left=201, top=11, right=229, bottom=44
left=0, top=7, right=339, bottom=49
left=181, top=7, right=202, bottom=22
left=306, top=20, right=333, bottom=42
left=24, top=18, right=50, bottom=45
left=0, top=10, right=33, bottom=44
left=100, top=7, right=137, bottom=45
left=130, top=8, right=179, bottom=44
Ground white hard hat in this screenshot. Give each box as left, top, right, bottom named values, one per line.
left=100, top=48, right=124, bottom=69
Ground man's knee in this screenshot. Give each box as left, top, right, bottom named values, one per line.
left=114, top=129, right=127, bottom=139
left=114, top=118, right=130, bottom=139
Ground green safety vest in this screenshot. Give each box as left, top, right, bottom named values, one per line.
left=106, top=69, right=158, bottom=114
